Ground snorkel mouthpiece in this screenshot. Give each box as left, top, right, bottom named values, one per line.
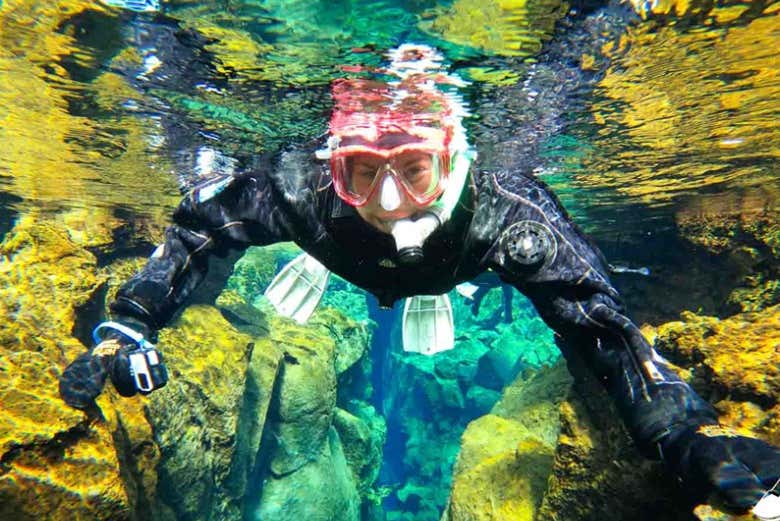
left=380, top=173, right=402, bottom=211
left=390, top=212, right=442, bottom=265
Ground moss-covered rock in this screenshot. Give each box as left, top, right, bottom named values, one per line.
left=653, top=306, right=780, bottom=447
left=252, top=427, right=360, bottom=521
left=333, top=407, right=386, bottom=499
left=654, top=307, right=780, bottom=410
left=443, top=362, right=571, bottom=521
left=134, top=304, right=284, bottom=519
left=675, top=202, right=780, bottom=314
left=311, top=307, right=372, bottom=376
left=446, top=301, right=780, bottom=521
left=446, top=357, right=701, bottom=521
left=446, top=418, right=554, bottom=520
left=0, top=209, right=382, bottom=521
left=215, top=288, right=270, bottom=337
left=115, top=285, right=380, bottom=521
left=0, top=216, right=128, bottom=520
left=249, top=310, right=379, bottom=521
left=266, top=319, right=337, bottom=476
left=535, top=380, right=690, bottom=521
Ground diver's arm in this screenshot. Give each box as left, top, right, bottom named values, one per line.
left=484, top=171, right=780, bottom=512
left=60, top=170, right=293, bottom=409
left=110, top=170, right=292, bottom=332
left=486, top=193, right=718, bottom=454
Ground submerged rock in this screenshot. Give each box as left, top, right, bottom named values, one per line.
left=653, top=306, right=780, bottom=447
left=139, top=305, right=285, bottom=519
left=446, top=300, right=780, bottom=521
left=534, top=374, right=693, bottom=521
left=0, top=211, right=381, bottom=520
left=0, top=217, right=128, bottom=520
left=333, top=407, right=386, bottom=501
left=253, top=427, right=360, bottom=521
left=443, top=362, right=571, bottom=521
left=676, top=199, right=780, bottom=315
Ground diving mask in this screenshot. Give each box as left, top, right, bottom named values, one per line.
left=330, top=143, right=449, bottom=208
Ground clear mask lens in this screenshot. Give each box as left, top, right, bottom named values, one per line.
left=335, top=151, right=444, bottom=206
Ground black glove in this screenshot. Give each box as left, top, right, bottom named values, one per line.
left=59, top=345, right=114, bottom=409
left=660, top=424, right=780, bottom=513
left=59, top=323, right=168, bottom=409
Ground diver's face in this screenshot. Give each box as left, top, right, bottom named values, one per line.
left=348, top=151, right=437, bottom=233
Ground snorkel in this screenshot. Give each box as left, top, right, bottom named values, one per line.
left=319, top=43, right=475, bottom=264
left=389, top=129, right=473, bottom=264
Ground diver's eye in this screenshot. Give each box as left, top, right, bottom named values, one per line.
left=354, top=167, right=376, bottom=179
left=404, top=163, right=427, bottom=177
left=350, top=159, right=382, bottom=179
left=400, top=159, right=431, bottom=180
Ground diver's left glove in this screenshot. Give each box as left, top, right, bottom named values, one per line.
left=659, top=424, right=780, bottom=515
left=59, top=321, right=168, bottom=409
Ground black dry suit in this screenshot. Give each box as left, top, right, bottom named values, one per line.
left=110, top=144, right=719, bottom=459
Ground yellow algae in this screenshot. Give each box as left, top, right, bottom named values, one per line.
left=694, top=504, right=755, bottom=521
left=158, top=305, right=258, bottom=410
left=0, top=0, right=179, bottom=223
left=715, top=400, right=771, bottom=437
left=445, top=415, right=552, bottom=521
left=0, top=404, right=128, bottom=518
left=463, top=66, right=522, bottom=86
left=656, top=305, right=780, bottom=412
left=423, top=0, right=568, bottom=58
left=102, top=393, right=163, bottom=514
left=581, top=11, right=780, bottom=208
left=1, top=249, right=92, bottom=441
left=0, top=212, right=139, bottom=519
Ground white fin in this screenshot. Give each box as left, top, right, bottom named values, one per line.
left=402, top=294, right=455, bottom=355
left=264, top=253, right=331, bottom=324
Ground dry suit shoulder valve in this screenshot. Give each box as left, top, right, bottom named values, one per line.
left=501, top=220, right=557, bottom=269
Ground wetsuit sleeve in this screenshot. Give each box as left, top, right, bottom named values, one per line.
left=109, top=171, right=293, bottom=332
left=483, top=172, right=718, bottom=457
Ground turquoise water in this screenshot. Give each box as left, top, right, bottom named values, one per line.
left=1, top=1, right=779, bottom=520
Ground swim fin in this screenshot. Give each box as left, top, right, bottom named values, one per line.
left=402, top=294, right=455, bottom=355
left=264, top=253, right=331, bottom=324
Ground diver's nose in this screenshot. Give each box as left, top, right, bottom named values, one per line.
left=379, top=173, right=402, bottom=211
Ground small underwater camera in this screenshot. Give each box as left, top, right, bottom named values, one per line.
left=93, top=321, right=168, bottom=395
left=125, top=344, right=168, bottom=394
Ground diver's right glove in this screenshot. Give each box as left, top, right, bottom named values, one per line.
left=59, top=321, right=168, bottom=409
left=658, top=423, right=780, bottom=515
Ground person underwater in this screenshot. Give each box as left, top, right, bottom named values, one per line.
left=59, top=43, right=780, bottom=518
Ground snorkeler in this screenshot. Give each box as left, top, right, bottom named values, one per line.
left=59, top=43, right=780, bottom=516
